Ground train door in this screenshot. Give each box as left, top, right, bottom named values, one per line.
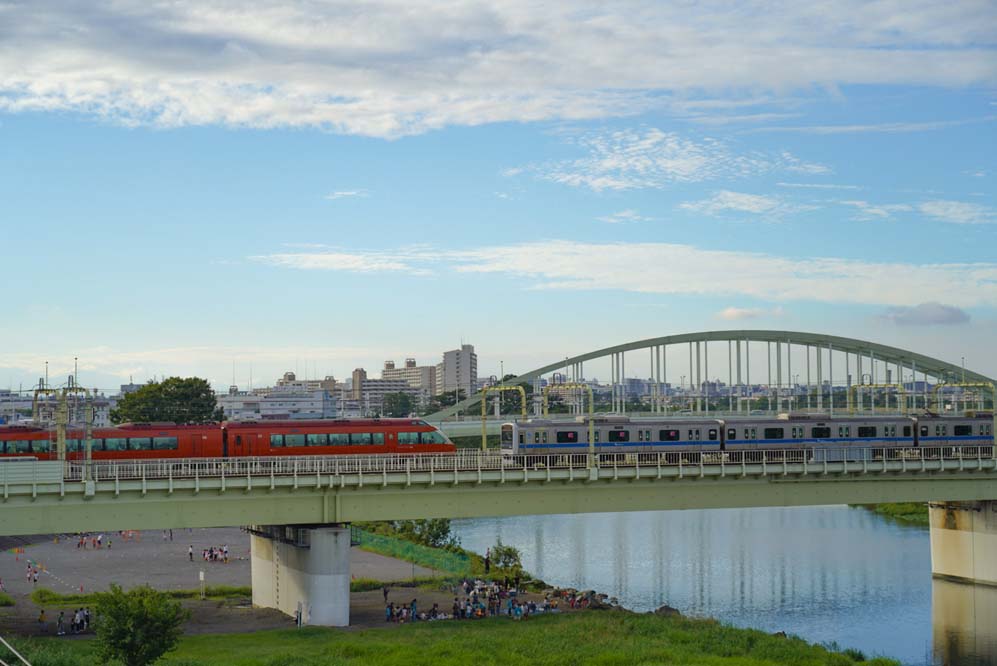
left=190, top=434, right=202, bottom=457
left=231, top=433, right=247, bottom=457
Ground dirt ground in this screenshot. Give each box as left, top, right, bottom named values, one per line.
left=0, top=529, right=555, bottom=636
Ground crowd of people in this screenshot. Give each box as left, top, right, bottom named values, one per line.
left=382, top=578, right=567, bottom=624
left=191, top=544, right=229, bottom=563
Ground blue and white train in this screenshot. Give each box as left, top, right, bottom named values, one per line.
left=500, top=413, right=994, bottom=463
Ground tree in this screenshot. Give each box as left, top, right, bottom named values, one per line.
left=381, top=392, right=415, bottom=417
left=93, top=584, right=189, bottom=666
left=111, top=377, right=223, bottom=425
left=491, top=539, right=523, bottom=574
left=387, top=519, right=460, bottom=550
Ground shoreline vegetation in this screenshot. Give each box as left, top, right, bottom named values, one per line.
left=856, top=502, right=930, bottom=526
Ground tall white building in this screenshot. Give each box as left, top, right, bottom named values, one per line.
left=435, top=344, right=478, bottom=397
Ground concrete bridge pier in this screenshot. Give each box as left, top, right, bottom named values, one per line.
left=249, top=524, right=351, bottom=626
left=929, top=501, right=997, bottom=586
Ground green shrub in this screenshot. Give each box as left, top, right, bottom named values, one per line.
left=0, top=591, right=14, bottom=607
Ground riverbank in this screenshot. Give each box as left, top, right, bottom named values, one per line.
left=857, top=502, right=929, bottom=526
left=4, top=610, right=899, bottom=666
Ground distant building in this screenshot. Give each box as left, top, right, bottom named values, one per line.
left=382, top=358, right=436, bottom=398
left=435, top=344, right=477, bottom=398
left=350, top=367, right=422, bottom=414
left=275, top=371, right=338, bottom=393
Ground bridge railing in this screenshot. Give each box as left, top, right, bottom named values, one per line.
left=57, top=444, right=995, bottom=482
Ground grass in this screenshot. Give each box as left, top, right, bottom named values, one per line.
left=857, top=502, right=929, bottom=526
left=355, top=530, right=471, bottom=577
left=2, top=610, right=900, bottom=666
left=30, top=585, right=252, bottom=606
left=0, top=591, right=14, bottom=606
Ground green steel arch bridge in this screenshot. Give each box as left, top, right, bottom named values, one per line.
left=427, top=329, right=995, bottom=422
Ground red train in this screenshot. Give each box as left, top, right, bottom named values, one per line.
left=0, top=419, right=455, bottom=460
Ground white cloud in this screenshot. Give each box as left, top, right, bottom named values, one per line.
left=448, top=240, right=997, bottom=308
left=780, top=152, right=832, bottom=175
left=777, top=182, right=860, bottom=190
left=680, top=191, right=812, bottom=217
left=880, top=302, right=971, bottom=326
left=2, top=2, right=995, bottom=136
left=717, top=306, right=784, bottom=320
left=919, top=200, right=996, bottom=224
left=324, top=190, right=369, bottom=200
left=521, top=128, right=827, bottom=191
left=751, top=117, right=997, bottom=134
left=250, top=249, right=432, bottom=275
left=253, top=240, right=997, bottom=308
left=839, top=200, right=914, bottom=220
left=597, top=209, right=652, bottom=224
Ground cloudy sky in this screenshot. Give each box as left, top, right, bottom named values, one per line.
left=1, top=0, right=996, bottom=391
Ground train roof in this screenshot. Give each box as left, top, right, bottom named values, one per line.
left=222, top=418, right=433, bottom=429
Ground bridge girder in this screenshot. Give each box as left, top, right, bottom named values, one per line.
left=427, top=329, right=994, bottom=420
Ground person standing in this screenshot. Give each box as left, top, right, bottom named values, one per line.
left=57, top=611, right=65, bottom=635
left=188, top=545, right=193, bottom=562
left=382, top=585, right=389, bottom=603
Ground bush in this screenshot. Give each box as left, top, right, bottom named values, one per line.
left=94, top=584, right=190, bottom=666
left=0, top=591, right=14, bottom=606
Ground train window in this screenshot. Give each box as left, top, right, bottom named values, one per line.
left=306, top=433, right=328, bottom=446
left=954, top=425, right=973, bottom=436
left=542, top=431, right=548, bottom=444
left=64, top=439, right=80, bottom=452
left=662, top=430, right=681, bottom=441
left=637, top=430, right=644, bottom=442
left=106, top=437, right=128, bottom=451
left=351, top=433, right=373, bottom=445
left=646, top=430, right=652, bottom=441
left=857, top=426, right=876, bottom=438
left=920, top=426, right=929, bottom=437
left=153, top=437, right=178, bottom=450
left=371, top=433, right=386, bottom=445
left=420, top=432, right=445, bottom=445
left=607, top=430, right=630, bottom=443
left=595, top=431, right=600, bottom=442
left=903, top=426, right=912, bottom=437
left=519, top=434, right=524, bottom=444
left=269, top=434, right=284, bottom=448
left=764, top=428, right=784, bottom=440
left=15, top=440, right=32, bottom=453
left=556, top=431, right=578, bottom=444
left=727, top=428, right=736, bottom=439
left=708, top=429, right=718, bottom=440
left=36, top=440, right=52, bottom=452
left=534, top=432, right=541, bottom=444
left=811, top=427, right=831, bottom=439
left=128, top=438, right=152, bottom=450
left=324, top=433, right=346, bottom=446
left=284, top=434, right=306, bottom=447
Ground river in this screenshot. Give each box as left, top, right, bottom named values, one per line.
left=452, top=507, right=996, bottom=666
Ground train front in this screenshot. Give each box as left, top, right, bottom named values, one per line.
left=500, top=422, right=518, bottom=458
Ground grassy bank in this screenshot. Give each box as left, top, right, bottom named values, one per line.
left=355, top=530, right=472, bottom=577
left=0, top=591, right=14, bottom=606
left=30, top=585, right=252, bottom=606
left=857, top=503, right=929, bottom=526
left=3, top=610, right=899, bottom=666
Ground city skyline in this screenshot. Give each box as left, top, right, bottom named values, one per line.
left=1, top=1, right=995, bottom=391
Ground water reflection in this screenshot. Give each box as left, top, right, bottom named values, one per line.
left=452, top=507, right=972, bottom=665
left=933, top=578, right=997, bottom=666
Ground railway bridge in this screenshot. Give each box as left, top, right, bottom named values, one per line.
left=1, top=330, right=995, bottom=626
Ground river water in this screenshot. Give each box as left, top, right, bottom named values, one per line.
left=452, top=507, right=996, bottom=666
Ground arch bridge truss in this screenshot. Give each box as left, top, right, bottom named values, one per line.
left=428, top=330, right=995, bottom=421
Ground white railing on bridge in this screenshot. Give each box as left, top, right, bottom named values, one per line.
left=52, top=445, right=995, bottom=483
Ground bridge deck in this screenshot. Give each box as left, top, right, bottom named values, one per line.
left=1, top=447, right=995, bottom=536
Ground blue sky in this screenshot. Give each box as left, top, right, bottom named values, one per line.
left=1, top=1, right=996, bottom=392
